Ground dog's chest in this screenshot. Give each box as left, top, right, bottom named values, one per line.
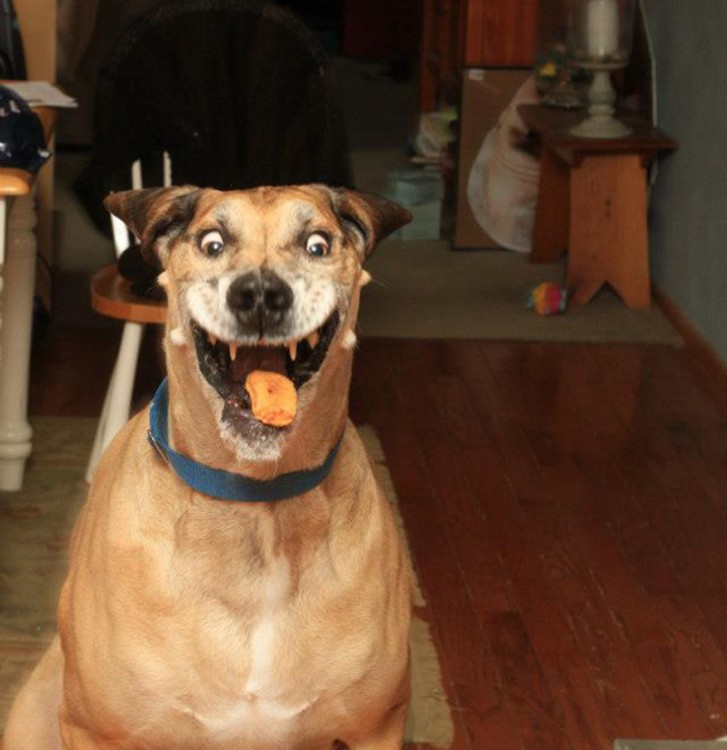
left=152, top=510, right=380, bottom=743
left=186, top=558, right=321, bottom=741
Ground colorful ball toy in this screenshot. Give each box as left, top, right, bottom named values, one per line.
left=527, top=283, right=568, bottom=316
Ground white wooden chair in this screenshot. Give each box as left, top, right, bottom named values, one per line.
left=85, top=154, right=170, bottom=481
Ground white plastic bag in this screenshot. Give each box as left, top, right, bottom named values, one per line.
left=466, top=77, right=540, bottom=253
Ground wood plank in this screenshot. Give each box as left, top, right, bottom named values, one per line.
left=486, top=611, right=571, bottom=750
left=463, top=446, right=617, bottom=750
left=462, top=0, right=540, bottom=66
left=568, top=154, right=650, bottom=307
left=568, top=452, right=684, bottom=595
left=651, top=594, right=727, bottom=738
left=398, top=490, right=520, bottom=750
left=363, top=341, right=523, bottom=749
left=554, top=509, right=723, bottom=738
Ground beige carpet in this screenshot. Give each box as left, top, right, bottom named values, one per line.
left=358, top=238, right=683, bottom=345
left=0, top=417, right=454, bottom=748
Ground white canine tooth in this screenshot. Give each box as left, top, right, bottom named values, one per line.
left=207, top=332, right=217, bottom=346
left=229, top=342, right=238, bottom=360
left=342, top=330, right=357, bottom=350
left=360, top=270, right=372, bottom=286
left=170, top=327, right=185, bottom=346
left=307, top=331, right=320, bottom=349
left=288, top=340, right=298, bottom=361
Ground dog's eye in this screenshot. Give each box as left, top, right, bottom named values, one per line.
left=305, top=232, right=330, bottom=258
left=200, top=230, right=225, bottom=257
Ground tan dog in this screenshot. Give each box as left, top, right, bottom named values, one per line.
left=5, top=185, right=413, bottom=749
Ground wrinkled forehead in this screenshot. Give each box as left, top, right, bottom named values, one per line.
left=188, top=187, right=340, bottom=242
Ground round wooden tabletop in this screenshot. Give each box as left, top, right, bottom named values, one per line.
left=90, top=265, right=167, bottom=325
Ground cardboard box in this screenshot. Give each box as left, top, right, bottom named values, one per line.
left=453, top=68, right=531, bottom=249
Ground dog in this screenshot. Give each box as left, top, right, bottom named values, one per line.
left=5, top=184, right=413, bottom=749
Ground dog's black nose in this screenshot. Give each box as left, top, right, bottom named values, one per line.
left=227, top=270, right=293, bottom=331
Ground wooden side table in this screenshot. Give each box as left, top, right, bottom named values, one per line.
left=519, top=104, right=677, bottom=308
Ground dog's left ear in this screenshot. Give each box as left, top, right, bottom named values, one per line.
left=329, top=188, right=412, bottom=258
left=104, top=186, right=202, bottom=264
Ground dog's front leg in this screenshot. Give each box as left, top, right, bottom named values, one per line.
left=58, top=719, right=117, bottom=750
left=3, top=637, right=64, bottom=750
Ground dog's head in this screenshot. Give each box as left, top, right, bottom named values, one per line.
left=105, top=185, right=410, bottom=465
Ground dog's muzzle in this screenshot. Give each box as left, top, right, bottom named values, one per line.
left=190, top=269, right=340, bottom=433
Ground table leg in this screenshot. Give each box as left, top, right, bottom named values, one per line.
left=530, top=145, right=570, bottom=263
left=0, top=192, right=37, bottom=490
left=567, top=154, right=650, bottom=308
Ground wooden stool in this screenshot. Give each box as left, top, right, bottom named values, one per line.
left=519, top=104, right=677, bottom=308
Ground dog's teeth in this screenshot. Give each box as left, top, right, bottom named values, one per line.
left=288, top=340, right=298, bottom=361
left=342, top=330, right=357, bottom=350
left=170, top=327, right=186, bottom=347
left=307, top=332, right=319, bottom=350
left=207, top=332, right=217, bottom=346
left=360, top=270, right=372, bottom=286
left=229, top=342, right=238, bottom=360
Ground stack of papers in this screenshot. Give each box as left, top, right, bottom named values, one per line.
left=2, top=81, right=78, bottom=108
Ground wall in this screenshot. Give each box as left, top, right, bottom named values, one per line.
left=642, top=0, right=727, bottom=359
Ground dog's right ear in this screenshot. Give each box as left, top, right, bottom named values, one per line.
left=328, top=188, right=412, bottom=259
left=104, top=186, right=202, bottom=264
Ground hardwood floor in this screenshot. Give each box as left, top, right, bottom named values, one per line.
left=26, top=326, right=727, bottom=749
left=349, top=338, right=727, bottom=750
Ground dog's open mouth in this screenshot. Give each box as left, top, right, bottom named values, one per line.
left=191, top=311, right=340, bottom=428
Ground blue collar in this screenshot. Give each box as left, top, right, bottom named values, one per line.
left=147, top=378, right=342, bottom=502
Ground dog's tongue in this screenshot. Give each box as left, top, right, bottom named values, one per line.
left=231, top=346, right=287, bottom=382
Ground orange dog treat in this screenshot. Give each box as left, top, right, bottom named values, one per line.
left=245, top=370, right=297, bottom=427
